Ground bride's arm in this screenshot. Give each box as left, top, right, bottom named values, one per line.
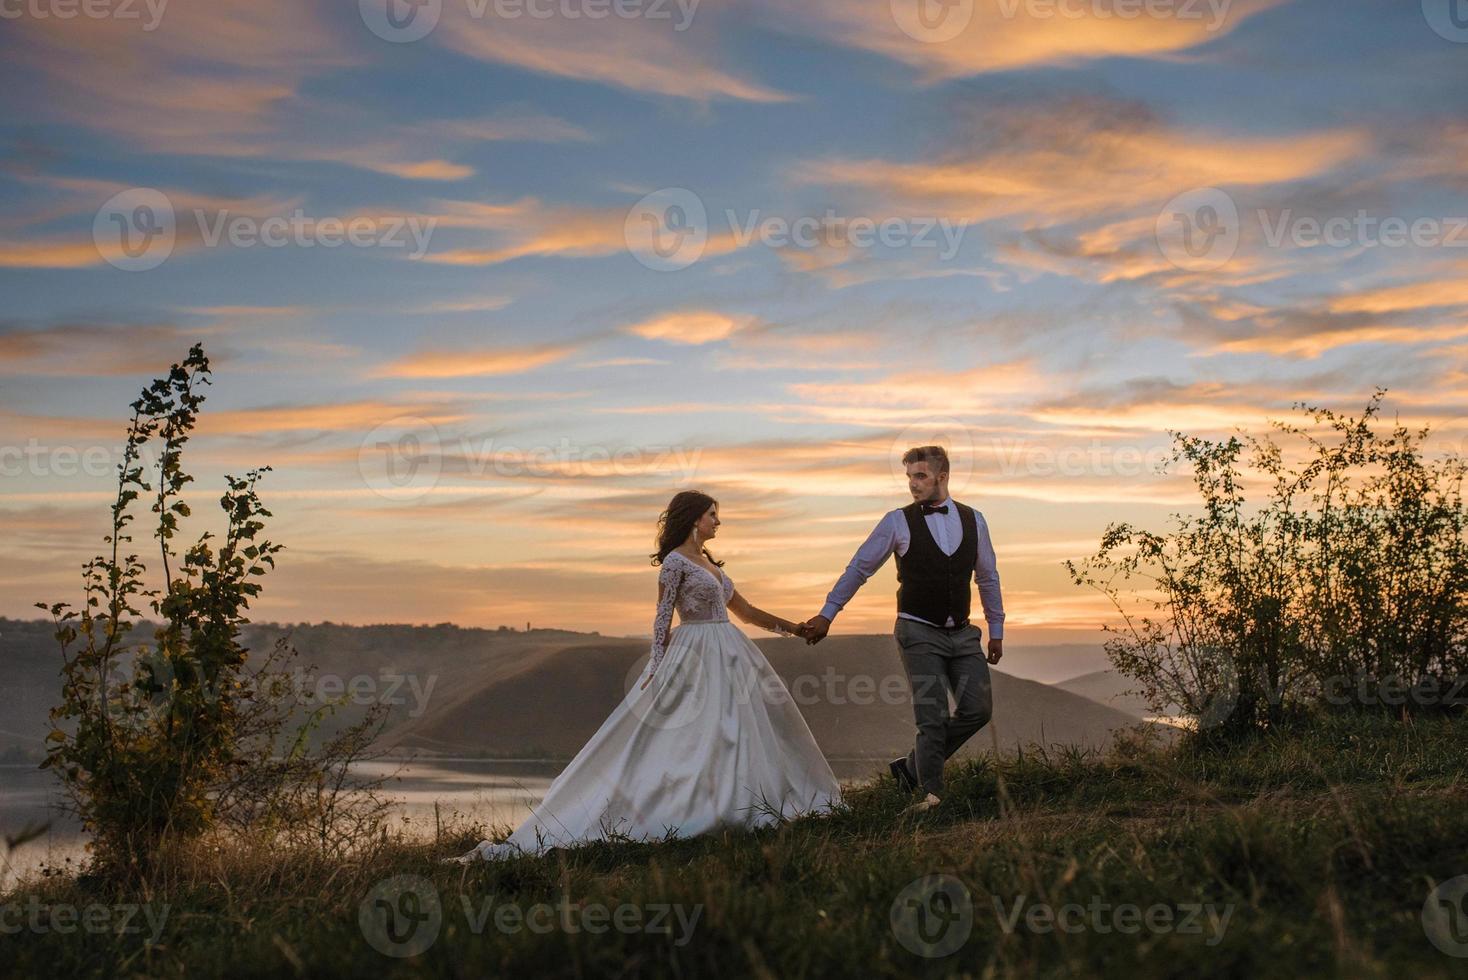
left=728, top=589, right=803, bottom=637
left=642, top=561, right=683, bottom=688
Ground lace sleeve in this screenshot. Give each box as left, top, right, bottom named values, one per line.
left=648, top=559, right=683, bottom=674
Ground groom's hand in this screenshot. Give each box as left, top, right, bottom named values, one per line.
left=986, top=638, right=1003, bottom=664
left=804, top=615, right=830, bottom=645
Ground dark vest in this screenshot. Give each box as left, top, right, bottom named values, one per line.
left=894, top=501, right=978, bottom=626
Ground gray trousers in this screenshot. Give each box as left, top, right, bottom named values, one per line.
left=895, top=617, right=993, bottom=797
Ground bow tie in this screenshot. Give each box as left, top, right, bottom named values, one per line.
left=921, top=503, right=949, bottom=515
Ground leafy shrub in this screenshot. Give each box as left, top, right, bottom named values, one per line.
left=1068, top=390, right=1468, bottom=738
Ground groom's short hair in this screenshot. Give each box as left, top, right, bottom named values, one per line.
left=902, top=445, right=949, bottom=474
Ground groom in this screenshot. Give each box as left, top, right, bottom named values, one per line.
left=803, top=445, right=1005, bottom=814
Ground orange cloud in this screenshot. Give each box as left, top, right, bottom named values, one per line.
left=792, top=123, right=1365, bottom=228
left=199, top=401, right=471, bottom=436
left=3, top=4, right=589, bottom=181
left=762, top=0, right=1286, bottom=79
left=415, top=196, right=750, bottom=267
left=434, top=2, right=790, bottom=103
left=0, top=177, right=306, bottom=269
left=370, top=343, right=581, bottom=379
left=625, top=311, right=750, bottom=344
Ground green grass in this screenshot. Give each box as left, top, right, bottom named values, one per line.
left=3, top=713, right=1467, bottom=978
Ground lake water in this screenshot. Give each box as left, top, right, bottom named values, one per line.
left=1, top=757, right=884, bottom=888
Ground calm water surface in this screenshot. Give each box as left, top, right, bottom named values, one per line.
left=1, top=757, right=883, bottom=888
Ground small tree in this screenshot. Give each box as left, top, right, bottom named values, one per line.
left=37, top=345, right=292, bottom=872
left=1068, top=390, right=1468, bottom=739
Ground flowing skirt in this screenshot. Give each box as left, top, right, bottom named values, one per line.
left=454, top=620, right=842, bottom=861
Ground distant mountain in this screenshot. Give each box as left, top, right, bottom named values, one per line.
left=390, top=633, right=1162, bottom=760
left=0, top=619, right=1162, bottom=763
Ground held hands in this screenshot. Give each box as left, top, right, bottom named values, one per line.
left=802, top=615, right=831, bottom=645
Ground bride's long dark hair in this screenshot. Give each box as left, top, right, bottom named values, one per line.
left=650, top=490, right=724, bottom=567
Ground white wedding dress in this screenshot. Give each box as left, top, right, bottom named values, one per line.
left=454, top=550, right=842, bottom=861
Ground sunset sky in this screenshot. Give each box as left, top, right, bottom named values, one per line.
left=3, top=0, right=1467, bottom=677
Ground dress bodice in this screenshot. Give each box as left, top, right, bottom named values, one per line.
left=666, top=549, right=735, bottom=622
left=648, top=550, right=734, bottom=671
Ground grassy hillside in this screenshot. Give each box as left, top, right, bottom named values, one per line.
left=3, top=713, right=1464, bottom=978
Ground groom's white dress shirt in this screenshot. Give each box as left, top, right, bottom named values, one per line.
left=818, top=496, right=1005, bottom=639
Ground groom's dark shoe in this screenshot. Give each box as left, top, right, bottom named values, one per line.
left=889, top=757, right=918, bottom=794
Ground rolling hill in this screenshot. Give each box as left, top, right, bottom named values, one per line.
left=388, top=633, right=1161, bottom=760
left=0, top=619, right=1161, bottom=763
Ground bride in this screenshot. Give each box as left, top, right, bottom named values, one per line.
left=452, top=490, right=842, bottom=862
